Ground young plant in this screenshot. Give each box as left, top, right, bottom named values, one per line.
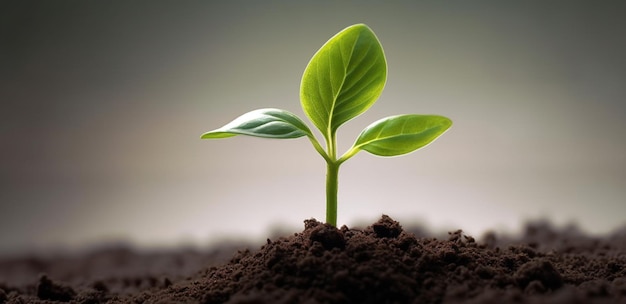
left=202, top=24, right=452, bottom=227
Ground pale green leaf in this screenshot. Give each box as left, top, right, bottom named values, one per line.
left=201, top=108, right=312, bottom=139
left=352, top=114, right=452, bottom=156
left=300, top=24, right=387, bottom=136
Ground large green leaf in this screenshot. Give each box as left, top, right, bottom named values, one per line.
left=300, top=24, right=387, bottom=136
left=352, top=114, right=452, bottom=156
left=201, top=108, right=312, bottom=139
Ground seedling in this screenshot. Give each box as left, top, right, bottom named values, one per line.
left=202, top=24, right=452, bottom=227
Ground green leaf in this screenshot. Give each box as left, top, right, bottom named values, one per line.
left=300, top=24, right=387, bottom=136
left=351, top=114, right=452, bottom=157
left=201, top=108, right=313, bottom=139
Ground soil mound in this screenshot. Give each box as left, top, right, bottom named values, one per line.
left=1, top=215, right=625, bottom=303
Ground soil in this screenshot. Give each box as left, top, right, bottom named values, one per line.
left=1, top=215, right=625, bottom=303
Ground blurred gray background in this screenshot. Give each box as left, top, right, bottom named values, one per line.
left=2, top=1, right=625, bottom=255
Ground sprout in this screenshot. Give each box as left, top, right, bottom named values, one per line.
left=202, top=24, right=452, bottom=226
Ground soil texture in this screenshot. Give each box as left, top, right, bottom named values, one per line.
left=1, top=215, right=625, bottom=303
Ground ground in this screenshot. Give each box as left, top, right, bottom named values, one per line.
left=1, top=215, right=625, bottom=303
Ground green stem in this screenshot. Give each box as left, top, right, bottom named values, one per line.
left=337, top=146, right=359, bottom=165
left=323, top=129, right=340, bottom=226
left=307, top=135, right=331, bottom=163
left=325, top=160, right=340, bottom=226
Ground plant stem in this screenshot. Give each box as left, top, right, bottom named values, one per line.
left=323, top=129, right=340, bottom=226
left=325, top=160, right=340, bottom=226
left=308, top=130, right=343, bottom=226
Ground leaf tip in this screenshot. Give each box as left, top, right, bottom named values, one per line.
left=201, top=131, right=236, bottom=139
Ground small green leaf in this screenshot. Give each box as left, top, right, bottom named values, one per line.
left=300, top=24, right=387, bottom=136
left=201, top=108, right=313, bottom=139
left=352, top=114, right=452, bottom=156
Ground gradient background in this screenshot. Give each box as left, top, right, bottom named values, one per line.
left=2, top=1, right=625, bottom=255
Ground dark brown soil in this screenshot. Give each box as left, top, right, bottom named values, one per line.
left=1, top=215, right=625, bottom=303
